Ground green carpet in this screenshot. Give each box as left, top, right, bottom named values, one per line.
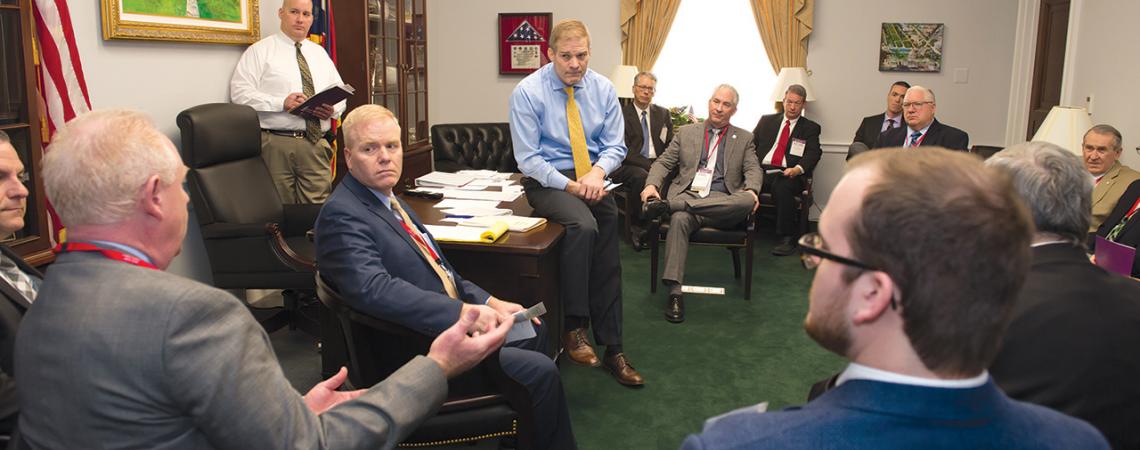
left=560, top=233, right=847, bottom=449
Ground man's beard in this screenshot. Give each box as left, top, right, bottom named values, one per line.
left=804, top=289, right=852, bottom=356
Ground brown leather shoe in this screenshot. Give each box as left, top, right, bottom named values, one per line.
left=603, top=352, right=645, bottom=387
left=561, top=328, right=600, bottom=367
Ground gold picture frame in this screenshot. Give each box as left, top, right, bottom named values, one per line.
left=101, top=0, right=260, bottom=45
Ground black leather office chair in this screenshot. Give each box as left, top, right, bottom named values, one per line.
left=176, top=103, right=319, bottom=335
left=647, top=176, right=757, bottom=300
left=431, top=123, right=518, bottom=173
left=315, top=273, right=535, bottom=448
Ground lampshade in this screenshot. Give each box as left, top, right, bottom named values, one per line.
left=1031, top=106, right=1092, bottom=155
left=769, top=67, right=816, bottom=102
left=608, top=65, right=640, bottom=98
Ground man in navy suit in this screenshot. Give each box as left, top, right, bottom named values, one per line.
left=751, top=84, right=822, bottom=255
left=682, top=149, right=1108, bottom=449
left=0, top=131, right=40, bottom=436
left=873, top=86, right=969, bottom=151
left=615, top=71, right=674, bottom=249
left=316, top=105, right=575, bottom=449
left=848, top=81, right=909, bottom=159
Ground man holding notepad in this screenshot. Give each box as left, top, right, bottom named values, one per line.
left=316, top=105, right=575, bottom=449
left=230, top=0, right=345, bottom=204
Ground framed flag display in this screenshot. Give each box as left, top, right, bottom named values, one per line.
left=498, top=13, right=552, bottom=75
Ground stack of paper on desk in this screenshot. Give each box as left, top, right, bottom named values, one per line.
left=415, top=171, right=475, bottom=188
left=439, top=189, right=521, bottom=202
left=425, top=222, right=509, bottom=243
left=456, top=215, right=546, bottom=233
left=457, top=170, right=513, bottom=181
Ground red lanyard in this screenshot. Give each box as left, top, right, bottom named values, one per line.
left=398, top=220, right=442, bottom=263
left=53, top=241, right=158, bottom=270
left=703, top=126, right=727, bottom=160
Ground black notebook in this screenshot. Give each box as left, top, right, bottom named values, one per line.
left=289, top=83, right=355, bottom=118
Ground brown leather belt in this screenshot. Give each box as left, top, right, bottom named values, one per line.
left=262, top=129, right=306, bottom=138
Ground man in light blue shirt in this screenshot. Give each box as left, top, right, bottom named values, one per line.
left=509, top=19, right=643, bottom=386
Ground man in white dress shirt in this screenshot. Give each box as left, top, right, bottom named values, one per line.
left=230, top=0, right=345, bottom=204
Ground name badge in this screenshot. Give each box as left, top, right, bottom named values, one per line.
left=660, top=127, right=669, bottom=142
left=790, top=139, right=806, bottom=157
left=691, top=168, right=714, bottom=198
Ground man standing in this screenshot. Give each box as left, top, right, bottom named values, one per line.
left=986, top=141, right=1140, bottom=450
left=615, top=71, right=674, bottom=249
left=641, top=84, right=761, bottom=323
left=231, top=0, right=344, bottom=204
left=316, top=105, right=576, bottom=449
left=682, top=149, right=1108, bottom=449
left=17, top=109, right=510, bottom=448
left=751, top=84, right=821, bottom=256
left=1083, top=124, right=1140, bottom=232
left=0, top=131, right=40, bottom=436
left=874, top=85, right=968, bottom=151
left=849, top=81, right=909, bottom=158
left=509, top=19, right=643, bottom=386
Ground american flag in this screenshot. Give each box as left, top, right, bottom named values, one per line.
left=507, top=20, right=545, bottom=42
left=309, top=0, right=340, bottom=176
left=34, top=0, right=92, bottom=244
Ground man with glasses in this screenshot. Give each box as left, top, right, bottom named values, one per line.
left=1082, top=124, right=1140, bottom=233
left=986, top=141, right=1140, bottom=450
left=615, top=71, right=674, bottom=249
left=873, top=86, right=968, bottom=151
left=751, top=84, right=822, bottom=256
left=682, top=148, right=1108, bottom=449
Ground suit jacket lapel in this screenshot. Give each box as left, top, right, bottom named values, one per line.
left=344, top=175, right=424, bottom=258
left=1092, top=163, right=1121, bottom=205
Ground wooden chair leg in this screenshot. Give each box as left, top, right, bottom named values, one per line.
left=730, top=248, right=741, bottom=279
left=650, top=224, right=660, bottom=293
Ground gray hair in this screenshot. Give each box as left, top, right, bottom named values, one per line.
left=44, top=109, right=183, bottom=227
left=907, top=85, right=936, bottom=103
left=1084, top=124, right=1123, bottom=151
left=633, top=71, right=657, bottom=85
left=785, top=84, right=807, bottom=99
left=712, top=84, right=740, bottom=105
left=985, top=141, right=1093, bottom=244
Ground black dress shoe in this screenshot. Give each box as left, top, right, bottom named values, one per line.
left=665, top=293, right=684, bottom=323
left=642, top=199, right=670, bottom=221
left=771, top=236, right=798, bottom=256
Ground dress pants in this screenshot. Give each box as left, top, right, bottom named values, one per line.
left=260, top=132, right=333, bottom=204
left=761, top=174, right=805, bottom=237
left=662, top=190, right=755, bottom=283
left=521, top=171, right=623, bottom=347
left=501, top=323, right=576, bottom=449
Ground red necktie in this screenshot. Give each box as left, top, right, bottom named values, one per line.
left=772, top=120, right=791, bottom=167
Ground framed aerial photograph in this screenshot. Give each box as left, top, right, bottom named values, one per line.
left=499, top=13, right=552, bottom=75
left=101, top=0, right=260, bottom=45
left=879, top=23, right=944, bottom=72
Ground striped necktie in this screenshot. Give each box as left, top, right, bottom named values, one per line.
left=295, top=42, right=322, bottom=144
left=390, top=197, right=459, bottom=299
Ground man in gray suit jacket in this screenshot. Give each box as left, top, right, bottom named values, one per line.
left=642, top=85, right=762, bottom=323
left=15, top=109, right=510, bottom=449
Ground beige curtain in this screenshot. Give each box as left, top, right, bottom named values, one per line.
left=620, top=0, right=683, bottom=72
left=750, top=0, right=814, bottom=73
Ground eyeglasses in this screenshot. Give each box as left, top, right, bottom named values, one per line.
left=901, top=101, right=933, bottom=109
left=634, top=85, right=656, bottom=92
left=798, top=232, right=897, bottom=310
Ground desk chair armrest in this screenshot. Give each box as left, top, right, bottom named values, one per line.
left=267, top=223, right=316, bottom=272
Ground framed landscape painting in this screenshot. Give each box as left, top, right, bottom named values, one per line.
left=102, top=0, right=260, bottom=44
left=879, top=23, right=944, bottom=72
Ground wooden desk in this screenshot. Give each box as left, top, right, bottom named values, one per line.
left=401, top=192, right=565, bottom=358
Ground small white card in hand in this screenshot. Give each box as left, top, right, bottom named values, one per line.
left=506, top=303, right=547, bottom=343
left=790, top=139, right=806, bottom=157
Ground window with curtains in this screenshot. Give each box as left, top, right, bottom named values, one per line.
left=651, top=0, right=776, bottom=130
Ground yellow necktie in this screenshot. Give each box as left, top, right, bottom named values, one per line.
left=390, top=197, right=459, bottom=299
left=565, top=86, right=592, bottom=180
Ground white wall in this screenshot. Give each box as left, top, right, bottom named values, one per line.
left=69, top=0, right=283, bottom=281
left=426, top=0, right=621, bottom=124
left=1068, top=0, right=1140, bottom=169
left=805, top=0, right=1019, bottom=216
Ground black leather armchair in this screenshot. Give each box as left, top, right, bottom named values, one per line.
left=176, top=103, right=319, bottom=334
left=431, top=123, right=518, bottom=173
left=315, top=273, right=535, bottom=448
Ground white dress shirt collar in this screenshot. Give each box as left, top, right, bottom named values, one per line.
left=835, top=362, right=989, bottom=389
